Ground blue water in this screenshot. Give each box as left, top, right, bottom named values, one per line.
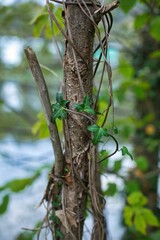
left=0, top=137, right=126, bottom=240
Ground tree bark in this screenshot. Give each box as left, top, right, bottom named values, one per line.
left=57, top=2, right=105, bottom=239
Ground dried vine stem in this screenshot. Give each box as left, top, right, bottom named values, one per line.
left=24, top=47, right=64, bottom=178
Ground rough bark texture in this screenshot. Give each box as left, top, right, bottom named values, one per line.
left=63, top=5, right=94, bottom=239
left=58, top=3, right=105, bottom=239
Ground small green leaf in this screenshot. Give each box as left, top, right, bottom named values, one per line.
left=52, top=104, right=67, bottom=120
left=124, top=206, right=133, bottom=227
left=52, top=93, right=70, bottom=121
left=75, top=95, right=95, bottom=115
left=56, top=93, right=70, bottom=106
left=113, top=160, right=122, bottom=172
left=0, top=194, right=9, bottom=215
left=0, top=174, right=40, bottom=192
left=134, top=212, right=147, bottom=235
left=120, top=0, right=137, bottom=13
left=32, top=112, right=49, bottom=139
left=142, top=208, right=159, bottom=227
left=104, top=183, right=117, bottom=196
left=87, top=124, right=109, bottom=145
left=127, top=191, right=148, bottom=206
left=120, top=146, right=133, bottom=160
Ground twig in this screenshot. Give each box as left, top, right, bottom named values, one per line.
left=24, top=47, right=64, bottom=178
left=97, top=134, right=119, bottom=163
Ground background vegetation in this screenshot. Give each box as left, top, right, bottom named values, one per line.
left=0, top=0, right=159, bottom=239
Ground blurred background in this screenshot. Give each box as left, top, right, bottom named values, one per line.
left=0, top=0, right=160, bottom=239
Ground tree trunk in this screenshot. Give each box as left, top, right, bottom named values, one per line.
left=57, top=3, right=106, bottom=239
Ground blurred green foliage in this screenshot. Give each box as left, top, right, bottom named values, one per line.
left=0, top=0, right=160, bottom=239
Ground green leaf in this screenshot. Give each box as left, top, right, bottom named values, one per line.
left=75, top=95, right=95, bottom=115
left=120, top=0, right=137, bottom=13
left=32, top=112, right=49, bottom=139
left=113, top=126, right=119, bottom=134
left=124, top=206, right=133, bottom=227
left=104, top=183, right=117, bottom=196
left=150, top=16, right=160, bottom=41
left=113, top=160, right=122, bottom=172
left=0, top=194, right=9, bottom=215
left=125, top=180, right=141, bottom=194
left=52, top=104, right=67, bottom=120
left=31, top=13, right=49, bottom=38
left=0, top=174, right=40, bottom=192
left=134, top=212, right=147, bottom=235
left=87, top=124, right=109, bottom=145
left=55, top=229, right=63, bottom=238
left=120, top=146, right=133, bottom=160
left=52, top=93, right=70, bottom=121
left=127, top=191, right=148, bottom=206
left=142, top=208, right=159, bottom=227
left=53, top=7, right=64, bottom=36
left=15, top=232, right=34, bottom=240
left=119, top=58, right=135, bottom=78
left=99, top=150, right=109, bottom=172
left=136, top=156, right=149, bottom=172
left=150, top=50, right=160, bottom=59
left=134, top=14, right=149, bottom=30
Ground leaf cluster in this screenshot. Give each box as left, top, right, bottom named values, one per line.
left=124, top=191, right=159, bottom=235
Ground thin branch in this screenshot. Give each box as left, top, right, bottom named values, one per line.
left=97, top=134, right=119, bottom=163
left=95, top=0, right=120, bottom=15
left=24, top=47, right=64, bottom=178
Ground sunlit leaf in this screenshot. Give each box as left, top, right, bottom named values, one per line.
left=124, top=206, right=133, bottom=227
left=134, top=212, right=147, bottom=235
left=0, top=194, right=9, bottom=215
left=32, top=112, right=49, bottom=139
left=142, top=208, right=159, bottom=227
left=127, top=191, right=148, bottom=206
